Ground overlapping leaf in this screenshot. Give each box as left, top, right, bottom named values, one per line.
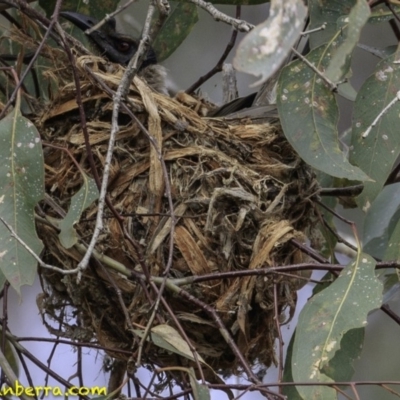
left=326, top=0, right=370, bottom=83
left=350, top=50, right=400, bottom=211
left=363, top=183, right=400, bottom=258
left=368, top=4, right=400, bottom=23
left=58, top=175, right=99, bottom=249
left=0, top=108, right=44, bottom=293
left=153, top=2, right=198, bottom=62
left=277, top=38, right=369, bottom=181
left=234, top=0, right=307, bottom=85
left=308, top=0, right=357, bottom=49
left=292, top=253, right=382, bottom=399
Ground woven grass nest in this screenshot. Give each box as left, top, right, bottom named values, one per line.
left=35, top=54, right=318, bottom=377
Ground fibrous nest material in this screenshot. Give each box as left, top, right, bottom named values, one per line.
left=35, top=53, right=318, bottom=377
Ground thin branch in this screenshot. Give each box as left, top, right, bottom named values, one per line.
left=273, top=284, right=284, bottom=391
left=186, top=6, right=241, bottom=94
left=85, top=0, right=138, bottom=34
left=5, top=333, right=91, bottom=400
left=291, top=46, right=337, bottom=91
left=319, top=185, right=364, bottom=197
left=0, top=217, right=81, bottom=275
left=362, top=91, right=400, bottom=138
left=186, top=0, right=253, bottom=32
left=381, top=303, right=400, bottom=325
left=0, top=0, right=63, bottom=120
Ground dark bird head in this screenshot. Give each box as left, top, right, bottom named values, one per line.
left=60, top=11, right=157, bottom=68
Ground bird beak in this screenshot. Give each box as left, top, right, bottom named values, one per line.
left=60, top=11, right=99, bottom=32
left=60, top=11, right=126, bottom=63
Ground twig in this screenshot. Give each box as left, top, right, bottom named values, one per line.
left=83, top=0, right=176, bottom=366
left=0, top=348, right=30, bottom=400
left=72, top=4, right=161, bottom=276
left=291, top=46, right=338, bottom=91
left=301, top=23, right=326, bottom=35
left=319, top=185, right=364, bottom=197
left=362, top=91, right=400, bottom=138
left=5, top=333, right=91, bottom=400
left=321, top=216, right=359, bottom=254
left=273, top=284, right=284, bottom=391
left=0, top=0, right=92, bottom=118
left=163, top=280, right=261, bottom=384
left=0, top=216, right=83, bottom=275
left=290, top=238, right=329, bottom=264
left=0, top=283, right=9, bottom=389
left=0, top=0, right=63, bottom=120
left=380, top=383, right=400, bottom=397
left=385, top=0, right=400, bottom=26
left=381, top=303, right=400, bottom=325
left=186, top=0, right=253, bottom=32
left=316, top=199, right=355, bottom=225
left=159, top=293, right=206, bottom=382
left=85, top=0, right=137, bottom=34
left=186, top=6, right=240, bottom=94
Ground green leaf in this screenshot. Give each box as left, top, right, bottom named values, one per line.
left=153, top=2, right=198, bottom=62
left=363, top=183, right=400, bottom=258
left=338, top=81, right=357, bottom=101
left=282, top=332, right=303, bottom=399
left=385, top=214, right=400, bottom=262
left=368, top=4, right=400, bottom=23
left=233, top=0, right=307, bottom=85
left=40, top=0, right=120, bottom=20
left=58, top=175, right=99, bottom=249
left=308, top=0, right=357, bottom=49
left=0, top=271, right=6, bottom=292
left=312, top=273, right=335, bottom=296
left=350, top=50, right=400, bottom=211
left=315, top=172, right=338, bottom=258
left=0, top=109, right=44, bottom=294
left=292, top=253, right=382, bottom=399
left=0, top=330, right=19, bottom=378
left=325, top=0, right=370, bottom=83
left=188, top=368, right=211, bottom=400
left=321, top=328, right=364, bottom=382
left=134, top=325, right=206, bottom=364
left=286, top=314, right=364, bottom=387
left=357, top=44, right=397, bottom=60
left=379, top=272, right=400, bottom=304
left=276, top=42, right=369, bottom=181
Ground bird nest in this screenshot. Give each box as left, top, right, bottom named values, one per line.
left=35, top=54, right=318, bottom=378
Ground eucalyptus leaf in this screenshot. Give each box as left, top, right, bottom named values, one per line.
left=277, top=39, right=369, bottom=181
left=134, top=325, right=206, bottom=364
left=0, top=107, right=44, bottom=293
left=308, top=0, right=357, bottom=49
left=188, top=368, right=211, bottom=400
left=292, top=253, right=382, bottom=399
left=234, top=0, right=307, bottom=85
left=325, top=0, right=370, bottom=83
left=58, top=175, right=99, bottom=249
left=368, top=4, right=400, bottom=23
left=350, top=50, right=400, bottom=211
left=363, top=183, right=400, bottom=254
left=153, top=2, right=198, bottom=62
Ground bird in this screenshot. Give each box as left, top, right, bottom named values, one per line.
left=60, top=11, right=169, bottom=96
left=60, top=11, right=278, bottom=119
